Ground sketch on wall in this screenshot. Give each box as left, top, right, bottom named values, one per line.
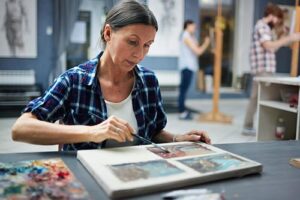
left=147, top=0, right=184, bottom=57
left=0, top=0, right=37, bottom=58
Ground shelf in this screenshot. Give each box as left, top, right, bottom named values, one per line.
left=0, top=91, right=41, bottom=97
left=0, top=101, right=31, bottom=106
left=259, top=100, right=297, bottom=113
left=256, top=77, right=300, bottom=86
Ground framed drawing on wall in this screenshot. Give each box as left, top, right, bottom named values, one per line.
left=147, top=0, right=184, bottom=57
left=0, top=0, right=37, bottom=58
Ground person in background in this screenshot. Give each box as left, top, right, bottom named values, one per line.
left=178, top=20, right=210, bottom=120
left=11, top=0, right=211, bottom=151
left=243, top=3, right=300, bottom=135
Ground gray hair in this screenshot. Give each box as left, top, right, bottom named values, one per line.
left=101, top=0, right=158, bottom=45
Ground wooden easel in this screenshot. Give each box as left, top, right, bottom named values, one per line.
left=199, top=0, right=232, bottom=123
left=290, top=0, right=300, bottom=77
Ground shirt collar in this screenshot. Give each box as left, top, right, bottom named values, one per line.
left=133, top=65, right=145, bottom=90
left=79, top=51, right=145, bottom=90
left=77, top=53, right=101, bottom=86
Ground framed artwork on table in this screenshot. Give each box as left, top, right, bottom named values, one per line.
left=77, top=142, right=262, bottom=199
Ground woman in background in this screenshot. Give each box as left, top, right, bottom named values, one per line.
left=178, top=20, right=210, bottom=120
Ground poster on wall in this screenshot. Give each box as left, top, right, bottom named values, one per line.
left=0, top=0, right=37, bottom=58
left=147, top=0, right=184, bottom=57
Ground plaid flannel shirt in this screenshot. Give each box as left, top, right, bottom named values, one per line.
left=250, top=19, right=276, bottom=74
left=24, top=53, right=167, bottom=150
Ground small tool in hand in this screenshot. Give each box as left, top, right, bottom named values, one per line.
left=132, top=134, right=170, bottom=153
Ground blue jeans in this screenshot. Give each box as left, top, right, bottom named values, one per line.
left=178, top=68, right=193, bottom=113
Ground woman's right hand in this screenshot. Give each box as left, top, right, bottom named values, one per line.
left=88, top=116, right=135, bottom=143
left=204, top=36, right=210, bottom=45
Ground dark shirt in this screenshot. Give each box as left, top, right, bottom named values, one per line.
left=24, top=53, right=167, bottom=150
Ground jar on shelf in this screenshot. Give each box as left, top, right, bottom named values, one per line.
left=275, top=116, right=286, bottom=139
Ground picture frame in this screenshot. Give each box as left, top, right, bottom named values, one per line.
left=0, top=0, right=37, bottom=58
left=147, top=0, right=184, bottom=57
left=77, top=142, right=262, bottom=199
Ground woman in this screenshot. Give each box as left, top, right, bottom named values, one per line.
left=178, top=20, right=210, bottom=120
left=12, top=0, right=211, bottom=151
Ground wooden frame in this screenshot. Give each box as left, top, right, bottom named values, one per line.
left=290, top=3, right=300, bottom=77
left=199, top=0, right=232, bottom=123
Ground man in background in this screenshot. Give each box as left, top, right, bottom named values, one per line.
left=243, top=3, right=300, bottom=135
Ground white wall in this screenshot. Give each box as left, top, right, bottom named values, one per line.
left=232, top=0, right=254, bottom=79
left=79, top=0, right=105, bottom=59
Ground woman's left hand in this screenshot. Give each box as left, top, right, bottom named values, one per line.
left=174, top=130, right=211, bottom=144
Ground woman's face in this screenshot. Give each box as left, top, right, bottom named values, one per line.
left=187, top=23, right=196, bottom=34
left=104, top=24, right=156, bottom=72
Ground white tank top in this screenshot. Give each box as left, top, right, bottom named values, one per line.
left=178, top=31, right=198, bottom=71
left=104, top=94, right=139, bottom=148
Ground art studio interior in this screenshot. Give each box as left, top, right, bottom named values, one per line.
left=0, top=0, right=299, bottom=199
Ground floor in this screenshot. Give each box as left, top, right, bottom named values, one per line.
left=0, top=99, right=256, bottom=153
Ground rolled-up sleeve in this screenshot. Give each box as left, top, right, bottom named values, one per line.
left=23, top=73, right=71, bottom=122
left=258, top=26, right=272, bottom=43
left=153, top=77, right=167, bottom=134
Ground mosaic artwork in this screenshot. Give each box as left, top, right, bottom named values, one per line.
left=179, top=153, right=248, bottom=173
left=109, top=160, right=184, bottom=182
left=77, top=142, right=262, bottom=198
left=147, top=143, right=214, bottom=159
left=0, top=158, right=90, bottom=199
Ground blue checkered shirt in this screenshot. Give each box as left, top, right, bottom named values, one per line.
left=24, top=53, right=167, bottom=150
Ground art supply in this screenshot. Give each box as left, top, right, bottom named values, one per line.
left=147, top=143, right=213, bottom=159
left=0, top=158, right=90, bottom=199
left=179, top=153, right=247, bottom=173
left=132, top=133, right=170, bottom=153
left=289, top=158, right=300, bottom=168
left=77, top=141, right=262, bottom=199
left=275, top=116, right=286, bottom=139
left=109, top=160, right=184, bottom=182
left=162, top=188, right=225, bottom=200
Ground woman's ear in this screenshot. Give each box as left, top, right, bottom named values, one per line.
left=103, top=24, right=112, bottom=42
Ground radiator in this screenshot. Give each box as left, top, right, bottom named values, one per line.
left=0, top=70, right=36, bottom=85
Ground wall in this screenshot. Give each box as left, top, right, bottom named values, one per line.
left=79, top=0, right=105, bottom=59
left=0, top=0, right=202, bottom=97
left=232, top=0, right=254, bottom=77
left=2, top=0, right=297, bottom=96
left=0, top=0, right=54, bottom=91
left=141, top=0, right=201, bottom=98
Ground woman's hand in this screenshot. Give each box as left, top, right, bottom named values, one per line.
left=88, top=116, right=134, bottom=143
left=174, top=130, right=211, bottom=144
left=203, top=36, right=210, bottom=46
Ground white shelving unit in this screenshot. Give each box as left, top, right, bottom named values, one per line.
left=256, top=77, right=300, bottom=141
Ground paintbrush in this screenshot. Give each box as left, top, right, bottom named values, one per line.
left=132, top=134, right=170, bottom=153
